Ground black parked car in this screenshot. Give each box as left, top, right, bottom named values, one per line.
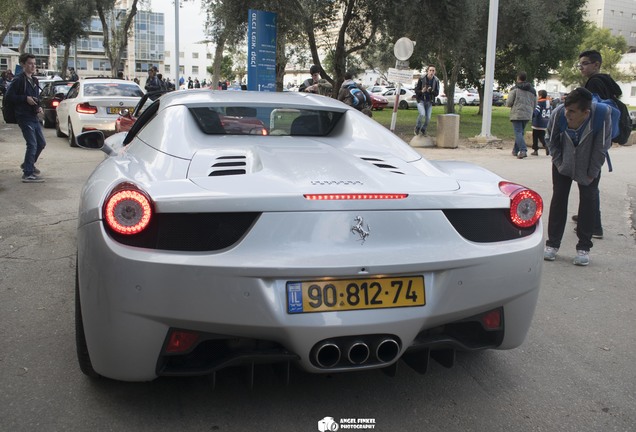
left=38, top=80, right=74, bottom=128
left=492, top=91, right=505, bottom=106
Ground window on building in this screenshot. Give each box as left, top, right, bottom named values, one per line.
left=631, top=86, right=636, bottom=97
left=93, top=60, right=111, bottom=71
left=192, top=52, right=199, bottom=59
left=179, top=51, right=185, bottom=58
left=207, top=53, right=212, bottom=60
left=165, top=50, right=171, bottom=57
left=192, top=66, right=199, bottom=74
left=165, top=65, right=171, bottom=74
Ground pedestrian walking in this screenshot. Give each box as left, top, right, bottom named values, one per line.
left=413, top=65, right=439, bottom=136
left=4, top=53, right=47, bottom=183
left=531, top=89, right=551, bottom=156
left=507, top=71, right=537, bottom=159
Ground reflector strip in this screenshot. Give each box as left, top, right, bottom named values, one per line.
left=304, top=193, right=408, bottom=200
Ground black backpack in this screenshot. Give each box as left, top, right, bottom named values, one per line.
left=610, top=96, right=632, bottom=145
left=2, top=75, right=26, bottom=124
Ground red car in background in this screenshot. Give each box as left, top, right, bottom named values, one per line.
left=368, top=92, right=388, bottom=110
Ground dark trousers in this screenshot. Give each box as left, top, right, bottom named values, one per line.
left=532, top=129, right=547, bottom=151
left=546, top=165, right=598, bottom=252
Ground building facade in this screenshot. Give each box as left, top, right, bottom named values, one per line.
left=585, top=0, right=636, bottom=50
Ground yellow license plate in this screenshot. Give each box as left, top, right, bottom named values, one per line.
left=108, top=107, right=130, bottom=114
left=286, top=276, right=425, bottom=314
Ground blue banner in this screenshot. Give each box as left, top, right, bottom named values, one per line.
left=247, top=9, right=277, bottom=92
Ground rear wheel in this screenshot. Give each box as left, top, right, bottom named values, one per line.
left=459, top=98, right=467, bottom=105
left=55, top=115, right=65, bottom=137
left=399, top=100, right=409, bottom=110
left=43, top=113, right=54, bottom=128
left=75, top=261, right=100, bottom=378
left=68, top=120, right=78, bottom=147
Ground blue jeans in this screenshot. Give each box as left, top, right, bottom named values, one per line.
left=511, top=120, right=528, bottom=154
left=19, top=117, right=46, bottom=176
left=416, top=100, right=433, bottom=133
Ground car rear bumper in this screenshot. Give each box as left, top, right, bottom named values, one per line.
left=77, top=214, right=543, bottom=381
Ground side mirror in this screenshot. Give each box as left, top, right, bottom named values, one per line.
left=76, top=130, right=105, bottom=149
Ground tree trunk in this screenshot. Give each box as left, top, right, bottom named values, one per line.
left=275, top=32, right=287, bottom=92
left=211, top=33, right=226, bottom=88
left=61, top=43, right=71, bottom=80
left=18, top=18, right=30, bottom=54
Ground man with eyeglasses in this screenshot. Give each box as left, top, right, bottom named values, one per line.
left=571, top=50, right=622, bottom=239
left=5, top=53, right=47, bottom=183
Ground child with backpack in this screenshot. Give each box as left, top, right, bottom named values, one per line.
left=337, top=71, right=371, bottom=116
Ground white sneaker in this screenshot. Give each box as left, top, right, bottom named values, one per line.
left=544, top=246, right=558, bottom=261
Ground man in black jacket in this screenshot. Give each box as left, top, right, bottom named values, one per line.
left=5, top=53, right=46, bottom=183
left=414, top=65, right=439, bottom=136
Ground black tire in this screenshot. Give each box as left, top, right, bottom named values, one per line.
left=68, top=120, right=78, bottom=147
left=43, top=113, right=54, bottom=128
left=75, top=261, right=101, bottom=378
left=459, top=98, right=466, bottom=106
left=55, top=115, right=65, bottom=137
left=399, top=100, right=409, bottom=110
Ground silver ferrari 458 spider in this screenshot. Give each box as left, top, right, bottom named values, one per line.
left=75, top=89, right=543, bottom=382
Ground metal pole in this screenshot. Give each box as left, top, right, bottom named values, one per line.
left=479, top=0, right=498, bottom=137
left=390, top=82, right=402, bottom=132
left=175, top=0, right=180, bottom=88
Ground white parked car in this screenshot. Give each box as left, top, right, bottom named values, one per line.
left=383, top=87, right=418, bottom=109
left=454, top=88, right=480, bottom=106
left=73, top=90, right=543, bottom=382
left=366, top=85, right=392, bottom=94
left=55, top=78, right=144, bottom=146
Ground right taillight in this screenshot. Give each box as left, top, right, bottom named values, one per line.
left=499, top=181, right=543, bottom=228
left=103, top=183, right=153, bottom=235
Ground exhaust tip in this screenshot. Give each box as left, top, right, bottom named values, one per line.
left=347, top=342, right=370, bottom=365
left=315, top=343, right=341, bottom=368
left=376, top=338, right=400, bottom=363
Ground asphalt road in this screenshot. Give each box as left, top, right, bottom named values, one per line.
left=1, top=123, right=635, bottom=432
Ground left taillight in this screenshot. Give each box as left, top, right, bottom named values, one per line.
left=499, top=181, right=543, bottom=228
left=76, top=102, right=98, bottom=114
left=103, top=183, right=153, bottom=235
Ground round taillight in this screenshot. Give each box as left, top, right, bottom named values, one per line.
left=103, top=187, right=152, bottom=235
left=499, top=181, right=543, bottom=228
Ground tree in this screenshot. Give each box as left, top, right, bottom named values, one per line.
left=95, top=0, right=140, bottom=77
left=386, top=0, right=587, bottom=114
left=558, top=25, right=631, bottom=87
left=200, top=0, right=392, bottom=94
left=40, top=0, right=94, bottom=78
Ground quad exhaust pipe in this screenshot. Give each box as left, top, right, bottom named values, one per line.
left=313, top=336, right=400, bottom=369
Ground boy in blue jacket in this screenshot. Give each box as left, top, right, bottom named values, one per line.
left=531, top=89, right=551, bottom=156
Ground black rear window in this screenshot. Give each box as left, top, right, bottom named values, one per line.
left=188, top=106, right=344, bottom=136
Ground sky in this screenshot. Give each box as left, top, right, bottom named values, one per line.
left=149, top=0, right=208, bottom=46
